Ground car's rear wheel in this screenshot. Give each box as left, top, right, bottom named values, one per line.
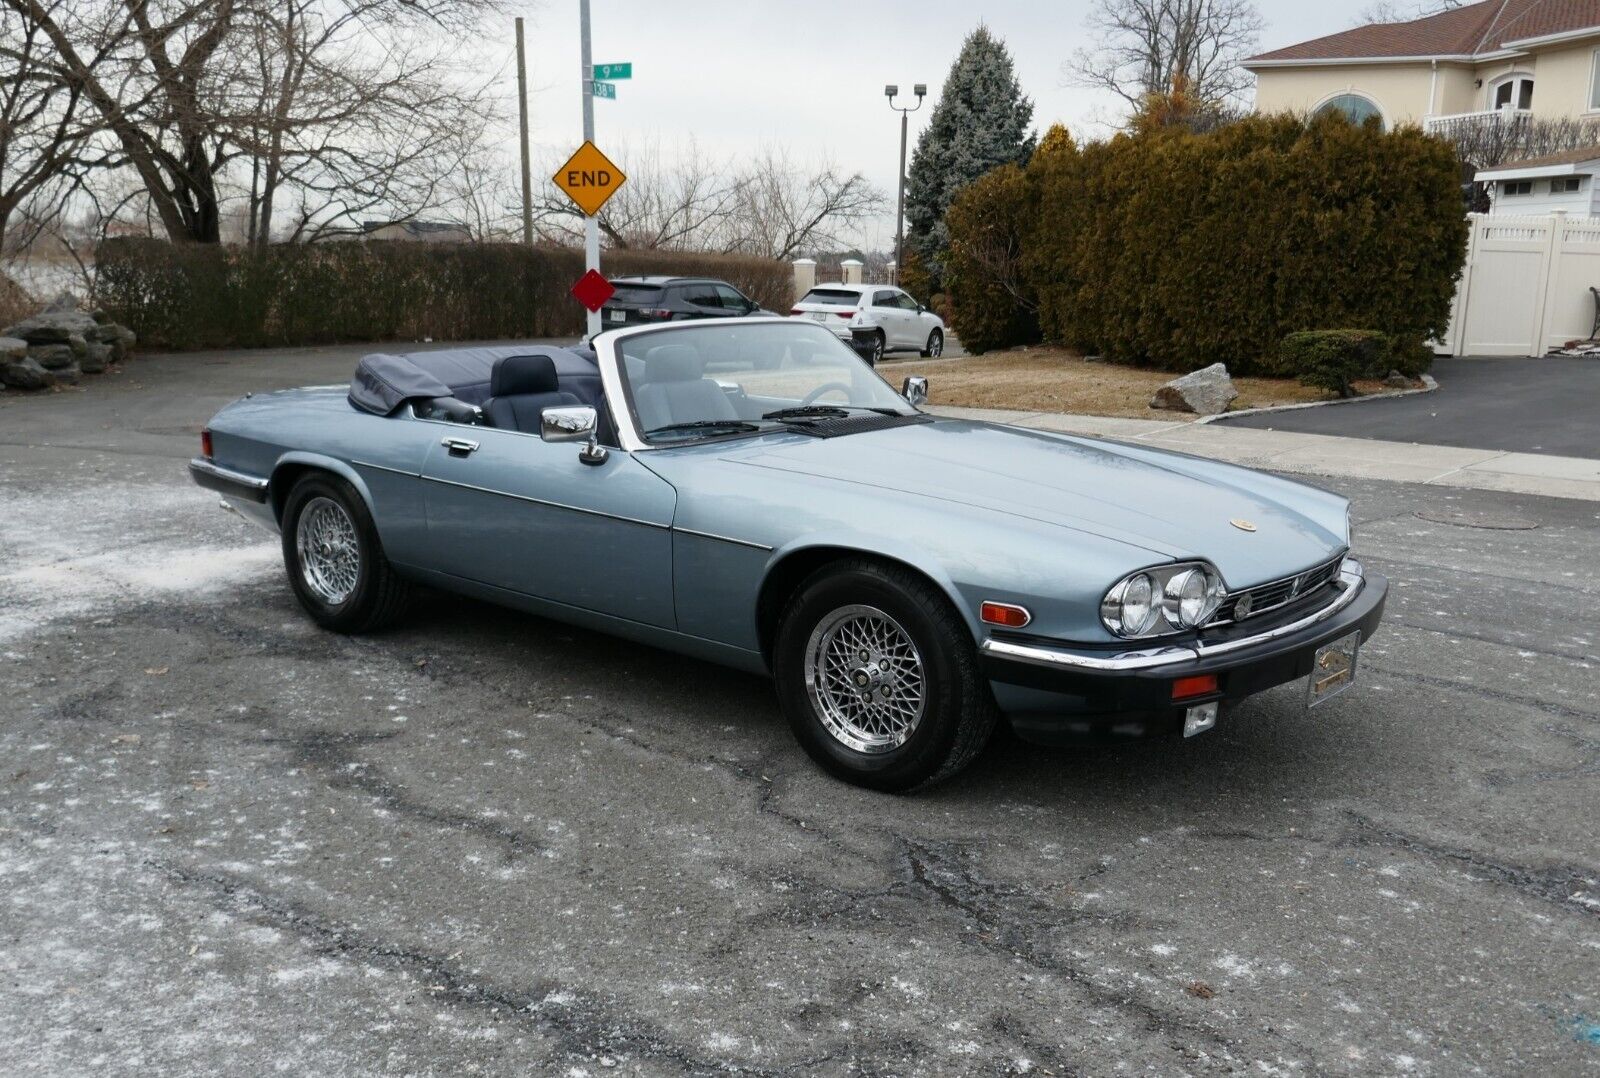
left=866, top=330, right=885, bottom=366
left=922, top=328, right=943, bottom=358
left=281, top=473, right=411, bottom=633
left=773, top=559, right=998, bottom=791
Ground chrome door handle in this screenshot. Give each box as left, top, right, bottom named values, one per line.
left=441, top=437, right=480, bottom=454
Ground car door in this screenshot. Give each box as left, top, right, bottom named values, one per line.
left=680, top=282, right=732, bottom=320
left=892, top=290, right=927, bottom=346
left=714, top=284, right=756, bottom=317
left=419, top=424, right=678, bottom=627
left=869, top=289, right=906, bottom=347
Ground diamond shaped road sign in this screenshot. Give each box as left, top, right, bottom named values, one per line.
left=570, top=268, right=614, bottom=313
left=553, top=140, right=626, bottom=217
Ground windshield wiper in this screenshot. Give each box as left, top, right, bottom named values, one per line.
left=761, top=404, right=902, bottom=421
left=644, top=419, right=763, bottom=439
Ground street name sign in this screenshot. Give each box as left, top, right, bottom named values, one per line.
left=593, top=63, right=632, bottom=80
left=591, top=80, right=617, bottom=100
left=553, top=140, right=627, bottom=217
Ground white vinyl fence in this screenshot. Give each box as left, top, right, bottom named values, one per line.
left=1442, top=211, right=1600, bottom=356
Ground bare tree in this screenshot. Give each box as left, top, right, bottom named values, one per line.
left=0, top=1, right=118, bottom=251
left=1069, top=0, right=1265, bottom=112
left=724, top=148, right=886, bottom=261
left=1358, top=0, right=1467, bottom=25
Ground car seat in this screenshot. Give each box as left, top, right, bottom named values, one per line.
left=483, top=354, right=582, bottom=433
left=632, top=345, right=739, bottom=432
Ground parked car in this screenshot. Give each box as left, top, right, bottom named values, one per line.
left=191, top=319, right=1385, bottom=792
left=601, top=276, right=772, bottom=328
left=790, top=283, right=945, bottom=363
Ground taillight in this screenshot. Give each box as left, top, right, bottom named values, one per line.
left=835, top=310, right=857, bottom=319
left=200, top=428, right=213, bottom=459
left=790, top=308, right=804, bottom=315
left=643, top=308, right=672, bottom=320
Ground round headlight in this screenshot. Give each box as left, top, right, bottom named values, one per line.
left=1165, top=567, right=1223, bottom=628
left=1102, top=572, right=1157, bottom=636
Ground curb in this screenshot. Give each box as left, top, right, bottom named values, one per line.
left=1196, top=374, right=1438, bottom=426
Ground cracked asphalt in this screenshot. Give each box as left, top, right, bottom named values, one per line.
left=2, top=346, right=1598, bottom=1076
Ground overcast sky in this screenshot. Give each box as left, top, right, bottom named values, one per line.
left=502, top=0, right=1364, bottom=251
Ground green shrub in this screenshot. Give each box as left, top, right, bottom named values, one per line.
left=1385, top=336, right=1434, bottom=378
left=942, top=113, right=1468, bottom=369
left=95, top=239, right=791, bottom=351
left=1278, top=330, right=1387, bottom=396
left=943, top=161, right=1040, bottom=354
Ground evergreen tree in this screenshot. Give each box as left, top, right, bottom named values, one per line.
left=905, top=26, right=1035, bottom=284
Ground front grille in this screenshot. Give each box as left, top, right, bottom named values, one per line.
left=1206, top=554, right=1345, bottom=627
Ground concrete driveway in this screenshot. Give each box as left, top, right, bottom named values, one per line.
left=1, top=345, right=1597, bottom=1075
left=1215, top=356, right=1600, bottom=459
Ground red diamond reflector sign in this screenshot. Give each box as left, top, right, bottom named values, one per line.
left=570, top=269, right=615, bottom=313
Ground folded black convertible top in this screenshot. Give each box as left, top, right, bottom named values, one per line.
left=349, top=345, right=600, bottom=415
left=349, top=352, right=454, bottom=416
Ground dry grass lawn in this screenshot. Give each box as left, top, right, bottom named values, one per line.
left=919, top=347, right=1412, bottom=421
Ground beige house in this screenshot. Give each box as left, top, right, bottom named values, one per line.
left=1244, top=0, right=1600, bottom=137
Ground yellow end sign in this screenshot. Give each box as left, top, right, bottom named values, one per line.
left=553, top=140, right=626, bottom=217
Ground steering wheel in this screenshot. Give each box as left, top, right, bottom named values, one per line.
left=800, top=382, right=853, bottom=406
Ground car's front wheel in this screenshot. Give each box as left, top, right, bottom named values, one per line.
left=922, top=328, right=943, bottom=358
left=773, top=560, right=998, bottom=792
left=281, top=473, right=411, bottom=633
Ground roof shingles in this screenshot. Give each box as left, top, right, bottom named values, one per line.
left=1248, top=0, right=1600, bottom=63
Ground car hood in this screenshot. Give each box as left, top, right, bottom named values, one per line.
left=728, top=419, right=1346, bottom=587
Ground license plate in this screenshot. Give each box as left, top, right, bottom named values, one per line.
left=1308, top=631, right=1361, bottom=707
left=809, top=312, right=827, bottom=322
left=605, top=309, right=625, bottom=322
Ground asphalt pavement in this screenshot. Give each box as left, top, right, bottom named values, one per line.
left=1, top=345, right=1597, bottom=1075
left=1214, top=356, right=1600, bottom=460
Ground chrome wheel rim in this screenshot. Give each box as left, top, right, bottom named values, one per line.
left=928, top=331, right=942, bottom=357
left=295, top=497, right=360, bottom=604
left=804, top=604, right=926, bottom=754
left=871, top=335, right=884, bottom=363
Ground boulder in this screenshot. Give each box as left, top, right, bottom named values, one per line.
left=4, top=306, right=99, bottom=344
left=110, top=324, right=137, bottom=361
left=66, top=332, right=87, bottom=358
left=86, top=321, right=121, bottom=344
left=80, top=341, right=113, bottom=373
left=0, top=355, right=55, bottom=389
left=0, top=336, right=25, bottom=362
left=28, top=343, right=76, bottom=370
left=1150, top=363, right=1238, bottom=416
left=1383, top=369, right=1411, bottom=389
left=51, top=363, right=81, bottom=385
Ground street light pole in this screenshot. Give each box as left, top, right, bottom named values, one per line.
left=579, top=0, right=600, bottom=339
left=886, top=83, right=925, bottom=285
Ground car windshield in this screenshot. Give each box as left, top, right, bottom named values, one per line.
left=615, top=322, right=917, bottom=444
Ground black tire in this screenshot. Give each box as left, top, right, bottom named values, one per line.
left=773, top=559, right=999, bottom=792
left=922, top=328, right=944, bottom=358
left=280, top=472, right=411, bottom=633
left=867, top=330, right=885, bottom=366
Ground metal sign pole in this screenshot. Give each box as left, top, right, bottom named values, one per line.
left=515, top=17, right=533, bottom=246
left=579, top=0, right=600, bottom=339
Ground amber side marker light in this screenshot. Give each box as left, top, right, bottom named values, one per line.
left=1171, top=674, right=1219, bottom=701
left=200, top=428, right=213, bottom=459
left=980, top=602, right=1031, bottom=629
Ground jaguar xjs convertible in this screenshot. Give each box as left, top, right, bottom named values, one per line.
left=190, top=318, right=1387, bottom=791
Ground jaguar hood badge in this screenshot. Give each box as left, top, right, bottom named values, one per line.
left=1230, top=518, right=1257, bottom=532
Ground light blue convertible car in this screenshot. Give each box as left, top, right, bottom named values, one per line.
left=191, top=318, right=1386, bottom=791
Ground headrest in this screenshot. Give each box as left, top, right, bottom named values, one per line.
left=642, top=344, right=704, bottom=382
left=490, top=354, right=559, bottom=397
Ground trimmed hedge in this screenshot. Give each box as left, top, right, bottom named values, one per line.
left=1278, top=330, right=1387, bottom=396
left=944, top=162, right=1041, bottom=354
left=945, top=114, right=1468, bottom=371
left=95, top=239, right=792, bottom=351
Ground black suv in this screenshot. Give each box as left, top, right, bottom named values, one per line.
left=601, top=276, right=770, bottom=328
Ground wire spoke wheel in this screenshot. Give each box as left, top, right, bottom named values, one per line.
left=804, top=604, right=926, bottom=754
left=295, top=496, right=361, bottom=605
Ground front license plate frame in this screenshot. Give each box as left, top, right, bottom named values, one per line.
left=1307, top=630, right=1361, bottom=708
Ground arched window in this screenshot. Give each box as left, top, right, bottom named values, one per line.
left=1488, top=73, right=1534, bottom=111
left=1315, top=93, right=1384, bottom=127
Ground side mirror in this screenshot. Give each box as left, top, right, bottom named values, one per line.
left=902, top=376, right=929, bottom=407
left=541, top=405, right=609, bottom=465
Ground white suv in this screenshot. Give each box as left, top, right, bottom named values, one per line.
left=789, top=284, right=945, bottom=364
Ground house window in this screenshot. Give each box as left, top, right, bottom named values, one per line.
left=1551, top=177, right=1583, bottom=194
left=1502, top=181, right=1534, bottom=196
left=1489, top=74, right=1534, bottom=111
left=1314, top=93, right=1383, bottom=127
